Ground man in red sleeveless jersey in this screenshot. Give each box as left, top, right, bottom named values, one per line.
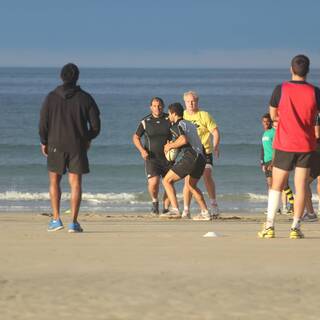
left=258, top=55, right=320, bottom=239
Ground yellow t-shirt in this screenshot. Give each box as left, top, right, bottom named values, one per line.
left=183, top=110, right=217, bottom=154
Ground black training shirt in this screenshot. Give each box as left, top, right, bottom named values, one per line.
left=136, top=113, right=171, bottom=159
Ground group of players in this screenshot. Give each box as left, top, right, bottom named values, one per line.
left=134, top=54, right=320, bottom=239
left=133, top=91, right=220, bottom=221
left=40, top=55, right=320, bottom=239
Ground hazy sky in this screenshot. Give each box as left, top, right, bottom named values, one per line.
left=0, top=0, right=319, bottom=67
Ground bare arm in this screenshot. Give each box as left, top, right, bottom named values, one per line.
left=269, top=106, right=278, bottom=121
left=132, top=133, right=149, bottom=160
left=164, top=135, right=187, bottom=153
left=315, top=125, right=320, bottom=139
left=41, top=144, right=48, bottom=157
left=211, top=127, right=220, bottom=159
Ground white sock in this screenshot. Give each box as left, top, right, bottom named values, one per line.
left=266, top=190, right=281, bottom=228
left=183, top=206, right=190, bottom=212
left=291, top=217, right=301, bottom=230
left=152, top=198, right=158, bottom=203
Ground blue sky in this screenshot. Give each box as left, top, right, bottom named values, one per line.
left=0, top=0, right=319, bottom=67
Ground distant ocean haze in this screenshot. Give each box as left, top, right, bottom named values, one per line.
left=1, top=67, right=319, bottom=213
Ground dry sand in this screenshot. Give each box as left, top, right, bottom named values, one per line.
left=0, top=212, right=319, bottom=320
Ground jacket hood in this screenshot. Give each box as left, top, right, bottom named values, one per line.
left=54, top=84, right=81, bottom=99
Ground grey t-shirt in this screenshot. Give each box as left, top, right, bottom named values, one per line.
left=170, top=119, right=203, bottom=156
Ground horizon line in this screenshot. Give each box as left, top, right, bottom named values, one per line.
left=1, top=65, right=320, bottom=70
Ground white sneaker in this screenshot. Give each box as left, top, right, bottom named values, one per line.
left=159, top=208, right=181, bottom=219
left=211, top=205, right=220, bottom=218
left=181, top=209, right=191, bottom=219
left=302, top=212, right=318, bottom=222
left=192, top=210, right=212, bottom=221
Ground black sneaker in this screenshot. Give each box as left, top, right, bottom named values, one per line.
left=162, top=208, right=169, bottom=214
left=151, top=201, right=159, bottom=215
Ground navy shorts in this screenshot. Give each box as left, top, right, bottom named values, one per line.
left=273, top=149, right=314, bottom=171
left=145, top=158, right=171, bottom=179
left=171, top=150, right=205, bottom=180
left=47, top=146, right=89, bottom=175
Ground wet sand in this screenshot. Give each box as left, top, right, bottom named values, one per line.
left=0, top=212, right=319, bottom=320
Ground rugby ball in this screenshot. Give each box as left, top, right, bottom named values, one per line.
left=165, top=148, right=179, bottom=162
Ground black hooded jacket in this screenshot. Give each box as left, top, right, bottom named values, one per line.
left=39, top=84, right=101, bottom=153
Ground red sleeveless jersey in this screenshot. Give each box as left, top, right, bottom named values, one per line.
left=273, top=82, right=318, bottom=152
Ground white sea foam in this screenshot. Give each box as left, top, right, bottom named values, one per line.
left=0, top=191, right=318, bottom=204
left=247, top=193, right=268, bottom=201
left=0, top=191, right=140, bottom=202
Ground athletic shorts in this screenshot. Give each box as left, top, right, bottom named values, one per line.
left=310, top=150, right=320, bottom=179
left=263, top=161, right=272, bottom=178
left=171, top=150, right=205, bottom=180
left=273, top=149, right=314, bottom=171
left=204, top=152, right=213, bottom=168
left=47, top=146, right=89, bottom=175
left=145, top=158, right=171, bottom=179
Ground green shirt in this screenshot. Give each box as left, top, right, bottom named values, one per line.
left=262, top=128, right=275, bottom=163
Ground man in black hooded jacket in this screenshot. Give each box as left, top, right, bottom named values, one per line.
left=39, top=63, right=101, bottom=232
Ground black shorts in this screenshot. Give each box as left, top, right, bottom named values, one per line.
left=171, top=150, right=205, bottom=180
left=47, top=146, right=89, bottom=175
left=204, top=152, right=213, bottom=168
left=145, top=158, right=171, bottom=179
left=310, top=150, right=320, bottom=179
left=273, top=149, right=314, bottom=171
left=264, top=161, right=272, bottom=178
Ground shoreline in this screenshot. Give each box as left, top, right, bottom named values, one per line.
left=0, top=210, right=296, bottom=225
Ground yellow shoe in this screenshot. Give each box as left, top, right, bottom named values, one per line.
left=289, top=228, right=304, bottom=239
left=258, top=224, right=275, bottom=238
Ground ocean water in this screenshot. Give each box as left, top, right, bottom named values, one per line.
left=1, top=67, right=319, bottom=213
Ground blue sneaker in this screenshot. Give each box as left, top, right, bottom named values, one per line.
left=47, top=218, right=64, bottom=232
left=68, top=222, right=83, bottom=233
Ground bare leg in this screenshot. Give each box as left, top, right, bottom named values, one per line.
left=266, top=176, right=272, bottom=190
left=148, top=176, right=160, bottom=201
left=68, top=173, right=82, bottom=223
left=293, top=167, right=310, bottom=220
left=185, top=176, right=208, bottom=211
left=203, top=167, right=216, bottom=200
left=305, top=179, right=314, bottom=214
left=183, top=177, right=192, bottom=209
left=162, top=170, right=180, bottom=210
left=49, top=172, right=62, bottom=220
left=271, top=167, right=289, bottom=191
left=281, top=190, right=287, bottom=210
left=162, top=192, right=170, bottom=210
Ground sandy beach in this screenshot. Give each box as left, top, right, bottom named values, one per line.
left=0, top=212, right=319, bottom=320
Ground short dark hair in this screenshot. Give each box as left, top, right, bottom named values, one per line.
left=60, top=63, right=80, bottom=84
left=168, top=102, right=184, bottom=117
left=150, top=97, right=164, bottom=107
left=262, top=113, right=271, bottom=121
left=291, top=55, right=310, bottom=77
